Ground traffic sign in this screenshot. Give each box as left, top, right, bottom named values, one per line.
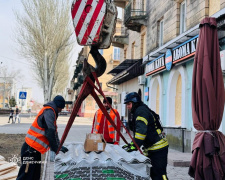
left=19, top=91, right=27, bottom=99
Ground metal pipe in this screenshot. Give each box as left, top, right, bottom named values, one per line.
left=182, top=129, right=184, bottom=153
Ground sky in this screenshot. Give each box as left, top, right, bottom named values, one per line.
left=0, top=0, right=82, bottom=103
left=0, top=1, right=122, bottom=104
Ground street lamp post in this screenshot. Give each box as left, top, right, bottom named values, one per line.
left=3, top=79, right=6, bottom=108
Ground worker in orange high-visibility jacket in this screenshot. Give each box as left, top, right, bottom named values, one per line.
left=91, top=97, right=121, bottom=145
left=17, top=95, right=68, bottom=180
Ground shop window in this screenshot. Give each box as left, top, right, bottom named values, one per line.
left=175, top=74, right=182, bottom=126
left=209, top=0, right=220, bottom=16
left=180, top=1, right=186, bottom=34
left=113, top=47, right=120, bottom=60
left=156, top=84, right=160, bottom=114
left=158, top=19, right=164, bottom=47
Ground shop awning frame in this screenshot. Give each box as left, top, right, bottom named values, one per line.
left=108, top=59, right=144, bottom=85
left=107, top=59, right=140, bottom=75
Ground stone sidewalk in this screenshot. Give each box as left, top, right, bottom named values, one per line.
left=0, top=115, right=194, bottom=179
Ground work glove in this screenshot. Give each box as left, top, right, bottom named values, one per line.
left=142, top=147, right=148, bottom=156
left=126, top=144, right=137, bottom=152
left=122, top=142, right=131, bottom=150
left=122, top=142, right=135, bottom=151
left=60, top=146, right=68, bottom=153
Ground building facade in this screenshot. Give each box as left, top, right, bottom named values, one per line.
left=109, top=0, right=225, bottom=152
left=0, top=77, right=16, bottom=108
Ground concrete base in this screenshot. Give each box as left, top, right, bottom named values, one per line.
left=168, top=149, right=192, bottom=167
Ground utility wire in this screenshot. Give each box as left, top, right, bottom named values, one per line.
left=0, top=55, right=73, bottom=74
left=0, top=55, right=31, bottom=66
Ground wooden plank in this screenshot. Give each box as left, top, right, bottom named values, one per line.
left=0, top=155, right=5, bottom=161
left=0, top=169, right=18, bottom=180
left=0, top=163, right=17, bottom=172
left=0, top=166, right=19, bottom=180
left=0, top=166, right=16, bottom=176
left=0, top=161, right=8, bottom=165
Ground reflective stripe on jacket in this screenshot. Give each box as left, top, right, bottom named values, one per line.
left=93, top=109, right=118, bottom=141
left=132, top=103, right=169, bottom=151
left=25, top=106, right=56, bottom=154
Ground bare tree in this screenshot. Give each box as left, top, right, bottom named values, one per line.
left=15, top=0, right=73, bottom=103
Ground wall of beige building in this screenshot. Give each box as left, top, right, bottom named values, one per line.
left=146, top=0, right=225, bottom=53
left=88, top=46, right=119, bottom=91
left=140, top=0, right=225, bottom=152
left=116, top=78, right=144, bottom=121
left=122, top=26, right=147, bottom=60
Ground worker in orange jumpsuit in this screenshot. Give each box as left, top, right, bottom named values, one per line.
left=91, top=97, right=121, bottom=145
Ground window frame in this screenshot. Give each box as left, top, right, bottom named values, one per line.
left=180, top=0, right=186, bottom=34
left=159, top=20, right=164, bottom=47
left=113, top=47, right=120, bottom=60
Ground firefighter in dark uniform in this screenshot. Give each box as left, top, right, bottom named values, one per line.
left=123, top=92, right=169, bottom=180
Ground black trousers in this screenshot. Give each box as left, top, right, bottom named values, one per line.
left=148, top=146, right=169, bottom=180
left=8, top=116, right=13, bottom=123
left=16, top=142, right=41, bottom=180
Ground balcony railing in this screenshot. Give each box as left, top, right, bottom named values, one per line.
left=124, top=2, right=146, bottom=23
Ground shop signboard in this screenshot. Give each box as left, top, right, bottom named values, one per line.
left=144, top=87, right=149, bottom=101
left=146, top=35, right=199, bottom=76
